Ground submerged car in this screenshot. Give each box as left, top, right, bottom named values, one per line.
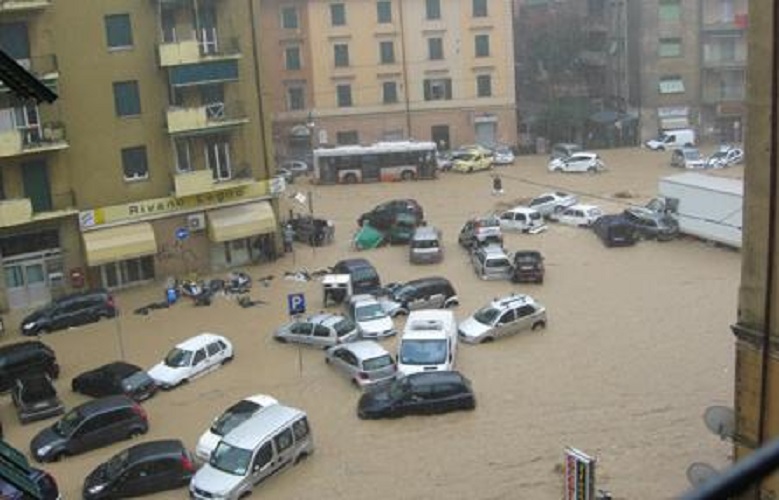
left=347, top=294, right=396, bottom=339
left=622, top=207, right=679, bottom=241
left=325, top=341, right=398, bottom=390
left=591, top=214, right=638, bottom=247
left=670, top=147, right=706, bottom=169
left=706, top=146, right=744, bottom=168
left=458, top=294, right=547, bottom=344
left=20, top=289, right=116, bottom=336
left=549, top=142, right=583, bottom=160
left=557, top=204, right=604, bottom=227
left=548, top=152, right=605, bottom=173
left=498, top=207, right=547, bottom=234
left=274, top=313, right=359, bottom=347
left=148, top=333, right=233, bottom=390
left=492, top=145, right=516, bottom=165
left=378, top=277, right=459, bottom=317
left=458, top=215, right=503, bottom=248
left=72, top=361, right=157, bottom=402
left=511, top=250, right=545, bottom=284
left=357, top=371, right=475, bottom=419
left=12, top=374, right=65, bottom=425
left=528, top=192, right=579, bottom=219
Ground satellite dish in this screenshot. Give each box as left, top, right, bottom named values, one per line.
left=704, top=406, right=736, bottom=440
left=686, top=462, right=719, bottom=487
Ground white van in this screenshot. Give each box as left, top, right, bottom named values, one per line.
left=190, top=404, right=313, bottom=500
left=645, top=128, right=696, bottom=151
left=397, top=310, right=457, bottom=375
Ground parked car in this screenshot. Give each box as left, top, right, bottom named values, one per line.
left=12, top=373, right=64, bottom=424
left=591, top=214, right=638, bottom=247
left=358, top=199, right=424, bottom=230
left=557, top=204, right=604, bottom=227
left=528, top=191, right=579, bottom=219
left=378, top=277, right=459, bottom=317
left=274, top=313, right=359, bottom=347
left=332, top=258, right=382, bottom=296
left=346, top=294, right=396, bottom=339
left=471, top=245, right=513, bottom=281
left=0, top=440, right=60, bottom=499
left=498, top=206, right=547, bottom=234
left=30, top=395, right=148, bottom=463
left=458, top=215, right=503, bottom=248
left=82, top=439, right=195, bottom=499
left=72, top=361, right=158, bottom=402
left=511, top=250, right=545, bottom=284
left=21, top=289, right=116, bottom=336
left=450, top=148, right=493, bottom=173
left=549, top=142, right=583, bottom=160
left=148, top=333, right=234, bottom=390
left=0, top=341, right=59, bottom=393
left=458, top=294, right=547, bottom=344
left=409, top=225, right=444, bottom=264
left=706, top=146, right=744, bottom=168
left=357, top=371, right=475, bottom=419
left=670, top=147, right=706, bottom=169
left=492, top=145, right=516, bottom=165
left=288, top=214, right=335, bottom=247
left=397, top=310, right=458, bottom=375
left=436, top=150, right=454, bottom=171
left=644, top=128, right=696, bottom=151
left=622, top=207, right=679, bottom=241
left=195, top=394, right=279, bottom=462
left=548, top=152, right=605, bottom=173
left=325, top=341, right=398, bottom=390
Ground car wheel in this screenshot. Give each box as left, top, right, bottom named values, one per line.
left=221, top=355, right=234, bottom=365
left=343, top=173, right=357, bottom=184
left=401, top=170, right=415, bottom=181
left=49, top=450, right=67, bottom=463
left=468, top=167, right=473, bottom=173
left=274, top=336, right=288, bottom=343
left=588, top=166, right=596, bottom=173
left=294, top=452, right=310, bottom=465
left=531, top=321, right=546, bottom=331
left=127, top=428, right=143, bottom=440
left=480, top=337, right=494, bottom=344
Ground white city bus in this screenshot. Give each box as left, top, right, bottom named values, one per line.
left=313, top=141, right=438, bottom=185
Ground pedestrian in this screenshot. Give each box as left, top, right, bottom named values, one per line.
left=283, top=224, right=295, bottom=253
left=491, top=174, right=503, bottom=195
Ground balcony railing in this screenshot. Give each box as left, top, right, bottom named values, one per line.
left=702, top=56, right=747, bottom=69
left=0, top=0, right=51, bottom=13
left=166, top=101, right=248, bottom=136
left=0, top=121, right=68, bottom=158
left=158, top=31, right=240, bottom=67
left=171, top=162, right=255, bottom=198
left=0, top=190, right=76, bottom=228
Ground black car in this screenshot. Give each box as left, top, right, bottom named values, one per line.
left=12, top=373, right=65, bottom=424
left=357, top=199, right=425, bottom=231
left=592, top=214, right=638, bottom=247
left=511, top=250, right=545, bottom=284
left=380, top=277, right=458, bottom=317
left=0, top=341, right=59, bottom=393
left=289, top=214, right=335, bottom=247
left=333, top=258, right=382, bottom=296
left=30, top=395, right=149, bottom=463
left=358, top=371, right=476, bottom=419
left=72, top=361, right=158, bottom=402
left=622, top=207, right=679, bottom=241
left=82, top=440, right=195, bottom=499
left=21, top=289, right=117, bottom=336
left=0, top=440, right=60, bottom=499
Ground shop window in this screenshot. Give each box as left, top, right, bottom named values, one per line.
left=101, top=256, right=154, bottom=289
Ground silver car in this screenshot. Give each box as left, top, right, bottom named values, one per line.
left=325, top=341, right=398, bottom=390
left=471, top=245, right=513, bottom=281
left=528, top=191, right=579, bottom=219
left=273, top=313, right=359, bottom=348
left=347, top=295, right=396, bottom=339
left=458, top=294, right=547, bottom=344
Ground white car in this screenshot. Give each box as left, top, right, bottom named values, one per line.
left=498, top=206, right=547, bottom=234
left=548, top=152, right=605, bottom=173
left=706, top=146, right=744, bottom=168
left=148, top=333, right=233, bottom=390
left=528, top=191, right=579, bottom=219
left=556, top=204, right=604, bottom=227
left=347, top=294, right=396, bottom=339
left=195, top=394, right=278, bottom=461
left=492, top=146, right=515, bottom=165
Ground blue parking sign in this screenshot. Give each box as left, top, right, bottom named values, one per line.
left=287, top=293, right=306, bottom=315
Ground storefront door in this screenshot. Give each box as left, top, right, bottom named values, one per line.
left=4, top=256, right=52, bottom=310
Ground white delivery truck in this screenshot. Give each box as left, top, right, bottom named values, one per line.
left=647, top=172, right=743, bottom=249
left=644, top=128, right=696, bottom=151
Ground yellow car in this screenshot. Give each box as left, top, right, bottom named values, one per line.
left=451, top=149, right=493, bottom=173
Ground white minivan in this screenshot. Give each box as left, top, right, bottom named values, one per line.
left=397, top=310, right=457, bottom=375
left=190, top=404, right=313, bottom=500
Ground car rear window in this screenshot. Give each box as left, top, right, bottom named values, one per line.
left=363, top=354, right=393, bottom=371
left=411, top=239, right=438, bottom=249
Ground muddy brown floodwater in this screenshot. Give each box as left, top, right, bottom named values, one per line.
left=1, top=147, right=739, bottom=499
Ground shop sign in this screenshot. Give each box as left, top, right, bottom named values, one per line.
left=79, top=181, right=269, bottom=230
left=564, top=447, right=596, bottom=500
left=658, top=106, right=689, bottom=118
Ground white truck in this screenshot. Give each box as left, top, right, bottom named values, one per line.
left=647, top=172, right=743, bottom=249
left=644, top=128, right=696, bottom=151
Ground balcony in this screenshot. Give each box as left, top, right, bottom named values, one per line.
left=0, top=0, right=51, bottom=13
left=0, top=122, right=68, bottom=158
left=702, top=57, right=747, bottom=70
left=159, top=32, right=240, bottom=67
left=166, top=102, right=248, bottom=136
left=702, top=89, right=745, bottom=105
left=0, top=192, right=77, bottom=228
left=172, top=167, right=257, bottom=198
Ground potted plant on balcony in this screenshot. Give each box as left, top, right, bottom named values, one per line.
left=42, top=121, right=65, bottom=142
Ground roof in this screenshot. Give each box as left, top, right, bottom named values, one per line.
left=404, top=310, right=455, bottom=339
left=491, top=293, right=535, bottom=309
left=0, top=48, right=57, bottom=104
left=660, top=172, right=743, bottom=196
left=406, top=276, right=451, bottom=287
left=176, top=333, right=226, bottom=350
left=222, top=405, right=304, bottom=449
left=407, top=371, right=465, bottom=387
left=569, top=204, right=601, bottom=212
left=78, top=395, right=136, bottom=415
left=126, top=440, right=185, bottom=461
left=505, top=206, right=539, bottom=214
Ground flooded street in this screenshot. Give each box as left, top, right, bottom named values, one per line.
left=1, top=148, right=739, bottom=499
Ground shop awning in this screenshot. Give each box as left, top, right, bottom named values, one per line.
left=207, top=201, right=276, bottom=243
left=83, top=223, right=157, bottom=267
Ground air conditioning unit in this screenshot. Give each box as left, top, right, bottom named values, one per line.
left=187, top=213, right=206, bottom=231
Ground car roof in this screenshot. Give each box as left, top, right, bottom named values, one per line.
left=100, top=361, right=142, bottom=378
left=506, top=206, right=538, bottom=214
left=489, top=293, right=536, bottom=309
left=175, top=333, right=225, bottom=350
left=125, top=439, right=186, bottom=463
left=349, top=294, right=379, bottom=305
left=77, top=395, right=136, bottom=415
left=404, top=276, right=451, bottom=287
left=407, top=370, right=466, bottom=387
left=243, top=394, right=279, bottom=408
left=568, top=204, right=601, bottom=211
left=404, top=310, right=455, bottom=339
left=336, top=340, right=389, bottom=359
left=0, top=341, right=52, bottom=355
left=308, top=313, right=346, bottom=326
left=335, top=258, right=375, bottom=270
left=222, top=405, right=305, bottom=449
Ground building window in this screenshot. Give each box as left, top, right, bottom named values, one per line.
left=285, top=46, right=301, bottom=70
left=475, top=34, right=490, bottom=57
left=659, top=0, right=681, bottom=22
left=113, top=81, right=141, bottom=117
left=336, top=84, right=352, bottom=107
left=423, top=78, right=452, bottom=101
left=477, top=74, right=492, bottom=97
left=331, top=3, right=346, bottom=26
left=287, top=87, right=305, bottom=111
left=426, top=0, right=441, bottom=20
left=334, top=44, right=350, bottom=67
left=473, top=0, right=487, bottom=17
left=104, top=14, right=133, bottom=49
left=428, top=38, right=444, bottom=60
left=281, top=6, right=299, bottom=29
left=658, top=75, right=685, bottom=94
left=336, top=131, right=359, bottom=145
left=121, top=146, right=149, bottom=180
left=377, top=1, right=392, bottom=23
left=382, top=81, right=398, bottom=103
left=380, top=41, right=395, bottom=64
left=658, top=38, right=681, bottom=57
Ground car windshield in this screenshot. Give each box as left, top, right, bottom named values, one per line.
left=684, top=150, right=703, bottom=160
left=54, top=408, right=84, bottom=436
left=104, top=449, right=129, bottom=479
left=333, top=318, right=356, bottom=337
left=164, top=348, right=192, bottom=368
left=355, top=303, right=387, bottom=322
left=473, top=306, right=501, bottom=325
left=210, top=442, right=252, bottom=476
left=399, top=339, right=447, bottom=365
left=392, top=284, right=417, bottom=301
left=211, top=400, right=261, bottom=436
left=121, top=371, right=149, bottom=392
left=363, top=354, right=394, bottom=371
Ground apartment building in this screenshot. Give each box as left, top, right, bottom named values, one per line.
left=262, top=0, right=517, bottom=157
left=0, top=0, right=278, bottom=311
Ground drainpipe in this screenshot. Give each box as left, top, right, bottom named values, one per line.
left=398, top=0, right=412, bottom=138
left=248, top=0, right=273, bottom=178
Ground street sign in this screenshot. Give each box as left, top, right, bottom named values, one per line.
left=175, top=227, right=190, bottom=241
left=287, top=293, right=306, bottom=315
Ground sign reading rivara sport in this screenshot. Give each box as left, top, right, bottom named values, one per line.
left=564, top=447, right=595, bottom=500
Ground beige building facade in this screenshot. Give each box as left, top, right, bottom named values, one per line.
left=0, top=0, right=279, bottom=312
